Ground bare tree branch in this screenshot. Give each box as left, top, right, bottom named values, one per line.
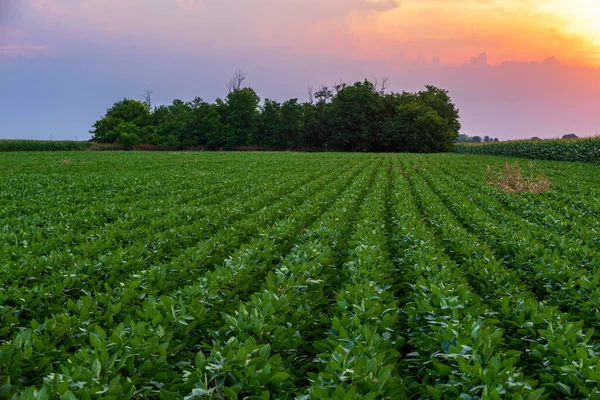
left=307, top=85, right=314, bottom=103
left=333, top=79, right=347, bottom=94
left=227, top=69, right=246, bottom=93
left=373, top=77, right=388, bottom=95
left=142, top=88, right=154, bottom=108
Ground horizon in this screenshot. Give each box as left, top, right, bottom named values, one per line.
left=2, top=0, right=600, bottom=141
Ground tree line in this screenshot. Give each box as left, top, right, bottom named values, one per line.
left=457, top=134, right=499, bottom=143
left=90, top=72, right=461, bottom=152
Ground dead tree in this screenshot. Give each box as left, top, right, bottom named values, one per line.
left=373, top=77, right=388, bottom=95
left=308, top=85, right=314, bottom=103
left=227, top=69, right=246, bottom=93
left=142, top=88, right=154, bottom=108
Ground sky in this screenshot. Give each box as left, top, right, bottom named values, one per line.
left=1, top=0, right=600, bottom=140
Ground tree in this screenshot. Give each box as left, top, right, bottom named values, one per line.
left=281, top=99, right=303, bottom=148
left=259, top=99, right=283, bottom=148
left=328, top=80, right=383, bottom=151
left=114, top=122, right=141, bottom=149
left=314, top=85, right=333, bottom=104
left=92, top=77, right=464, bottom=154
left=416, top=86, right=461, bottom=137
left=562, top=133, right=578, bottom=139
left=382, top=101, right=454, bottom=152
left=484, top=135, right=490, bottom=142
left=90, top=99, right=151, bottom=143
left=201, top=105, right=226, bottom=150
left=152, top=99, right=195, bottom=147
left=224, top=87, right=260, bottom=148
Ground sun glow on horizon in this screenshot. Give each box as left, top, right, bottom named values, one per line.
left=20, top=0, right=600, bottom=66
left=537, top=0, right=600, bottom=58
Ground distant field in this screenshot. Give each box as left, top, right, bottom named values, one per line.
left=1, top=152, right=600, bottom=399
left=456, top=136, right=600, bottom=163
left=0, top=140, right=90, bottom=152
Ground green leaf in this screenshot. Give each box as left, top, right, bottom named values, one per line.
left=344, top=386, right=357, bottom=400
left=222, top=386, right=238, bottom=400
left=90, top=333, right=103, bottom=348
left=156, top=325, right=165, bottom=337
left=426, top=385, right=442, bottom=400
left=527, top=388, right=545, bottom=400
left=259, top=344, right=271, bottom=359
left=91, top=358, right=102, bottom=378
left=377, top=365, right=393, bottom=390
left=556, top=382, right=572, bottom=396
left=471, top=323, right=481, bottom=339
left=37, top=387, right=49, bottom=400
left=61, top=391, right=77, bottom=400
left=269, top=372, right=290, bottom=384
left=22, top=387, right=36, bottom=400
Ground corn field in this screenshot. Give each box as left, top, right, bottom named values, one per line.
left=455, top=137, right=600, bottom=163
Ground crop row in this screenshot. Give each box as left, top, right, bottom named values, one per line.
left=1, top=151, right=600, bottom=399
left=0, top=140, right=90, bottom=152
left=455, top=137, right=600, bottom=163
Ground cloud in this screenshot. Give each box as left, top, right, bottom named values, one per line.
left=469, top=53, right=488, bottom=66
left=4, top=0, right=600, bottom=141
left=356, top=0, right=399, bottom=12
left=175, top=0, right=204, bottom=12
left=16, top=0, right=600, bottom=67
left=388, top=54, right=600, bottom=139
left=0, top=44, right=47, bottom=56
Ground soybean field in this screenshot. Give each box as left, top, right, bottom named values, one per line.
left=1, top=151, right=600, bottom=399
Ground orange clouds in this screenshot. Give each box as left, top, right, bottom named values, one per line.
left=18, top=0, right=600, bottom=66
left=339, top=0, right=600, bottom=66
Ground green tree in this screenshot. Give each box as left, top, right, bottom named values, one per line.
left=91, top=99, right=151, bottom=142
left=259, top=99, right=283, bottom=148
left=417, top=86, right=461, bottom=135
left=281, top=99, right=303, bottom=148
left=328, top=80, right=383, bottom=151
left=225, top=88, right=260, bottom=148
left=153, top=100, right=195, bottom=147
left=114, top=122, right=141, bottom=149
left=382, top=101, right=454, bottom=152
left=202, top=105, right=226, bottom=150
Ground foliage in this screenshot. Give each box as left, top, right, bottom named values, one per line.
left=456, top=136, right=600, bottom=163
left=90, top=99, right=152, bottom=143
left=89, top=79, right=462, bottom=153
left=3, top=151, right=600, bottom=399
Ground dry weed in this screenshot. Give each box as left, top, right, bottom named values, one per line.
left=486, top=162, right=551, bottom=193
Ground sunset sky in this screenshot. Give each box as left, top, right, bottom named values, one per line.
left=2, top=0, right=600, bottom=140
